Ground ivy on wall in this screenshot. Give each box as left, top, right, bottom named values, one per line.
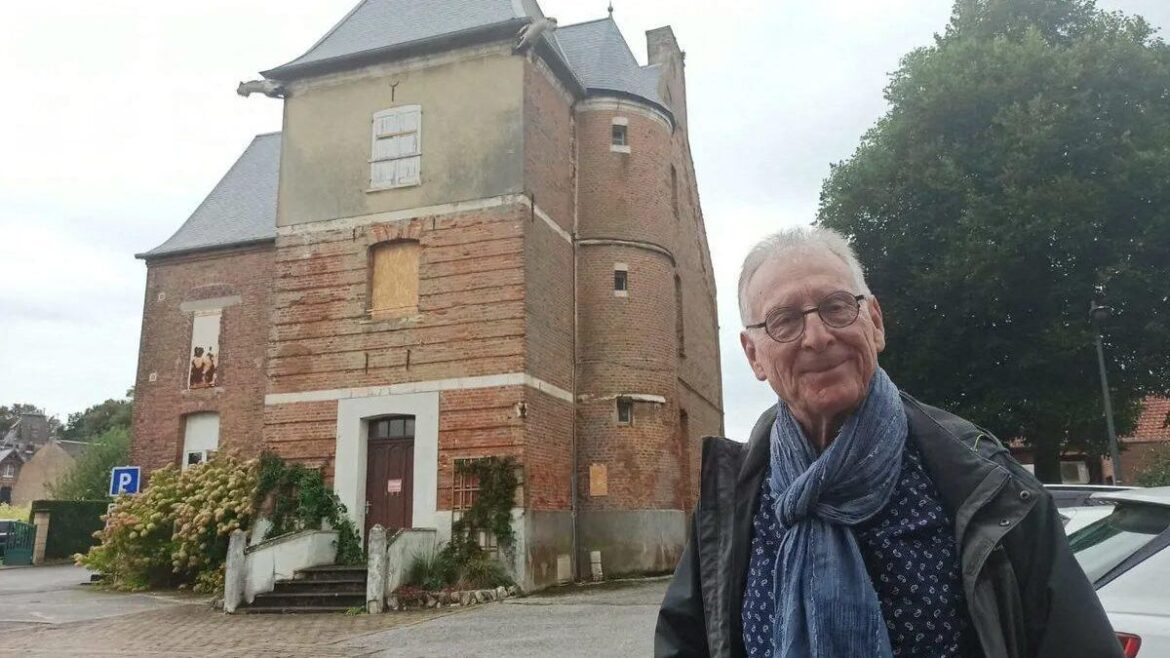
left=253, top=452, right=364, bottom=565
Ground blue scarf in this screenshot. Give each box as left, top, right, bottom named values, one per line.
left=767, top=367, right=907, bottom=658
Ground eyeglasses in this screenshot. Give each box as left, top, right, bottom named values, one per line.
left=745, top=291, right=866, bottom=343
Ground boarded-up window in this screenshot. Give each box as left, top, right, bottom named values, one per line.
left=369, top=240, right=420, bottom=316
left=188, top=310, right=221, bottom=389
left=370, top=105, right=422, bottom=189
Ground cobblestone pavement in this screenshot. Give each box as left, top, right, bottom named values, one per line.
left=0, top=576, right=669, bottom=657
left=0, top=603, right=451, bottom=657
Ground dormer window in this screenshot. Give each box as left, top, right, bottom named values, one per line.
left=370, top=105, right=422, bottom=190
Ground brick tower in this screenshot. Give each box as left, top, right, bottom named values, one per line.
left=131, top=0, right=722, bottom=589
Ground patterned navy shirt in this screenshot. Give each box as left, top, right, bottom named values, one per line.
left=742, top=440, right=973, bottom=657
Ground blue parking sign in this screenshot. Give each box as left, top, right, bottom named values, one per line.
left=109, top=466, right=141, bottom=496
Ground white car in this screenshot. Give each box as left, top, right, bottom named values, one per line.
left=1069, top=487, right=1170, bottom=657
left=1047, top=484, right=1135, bottom=535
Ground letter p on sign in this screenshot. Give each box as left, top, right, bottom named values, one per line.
left=109, top=466, right=142, bottom=496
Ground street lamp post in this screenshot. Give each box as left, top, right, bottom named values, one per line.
left=1090, top=298, right=1124, bottom=485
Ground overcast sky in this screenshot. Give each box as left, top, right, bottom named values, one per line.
left=2, top=0, right=1166, bottom=439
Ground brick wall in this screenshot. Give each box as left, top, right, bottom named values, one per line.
left=576, top=109, right=673, bottom=247
left=1122, top=396, right=1170, bottom=481
left=132, top=245, right=273, bottom=473
left=523, top=59, right=575, bottom=233
left=265, top=205, right=530, bottom=398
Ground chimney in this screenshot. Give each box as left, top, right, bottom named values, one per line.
left=646, top=26, right=687, bottom=128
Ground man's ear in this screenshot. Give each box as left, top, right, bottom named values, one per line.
left=740, top=331, right=768, bottom=382
left=867, top=295, right=886, bottom=353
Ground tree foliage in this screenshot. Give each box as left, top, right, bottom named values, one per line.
left=49, top=427, right=131, bottom=500
left=61, top=396, right=132, bottom=442
left=818, top=0, right=1170, bottom=481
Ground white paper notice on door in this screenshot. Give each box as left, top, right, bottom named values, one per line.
left=387, top=479, right=403, bottom=494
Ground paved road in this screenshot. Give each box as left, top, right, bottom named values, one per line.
left=0, top=565, right=193, bottom=629
left=354, top=578, right=668, bottom=657
left=0, top=566, right=668, bottom=657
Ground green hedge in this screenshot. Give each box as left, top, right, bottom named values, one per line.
left=30, top=500, right=109, bottom=560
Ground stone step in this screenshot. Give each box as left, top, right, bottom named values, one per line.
left=237, top=605, right=355, bottom=614
left=250, top=591, right=366, bottom=608
left=293, top=565, right=368, bottom=583
left=273, top=579, right=366, bottom=594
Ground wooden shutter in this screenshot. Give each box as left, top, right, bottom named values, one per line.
left=371, top=105, right=422, bottom=189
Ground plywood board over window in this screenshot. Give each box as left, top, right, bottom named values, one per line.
left=369, top=240, right=421, bottom=317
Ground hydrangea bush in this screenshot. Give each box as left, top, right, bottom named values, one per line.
left=78, top=453, right=257, bottom=592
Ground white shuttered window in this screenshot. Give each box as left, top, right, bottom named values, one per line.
left=370, top=105, right=422, bottom=189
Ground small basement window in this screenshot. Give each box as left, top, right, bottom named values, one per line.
left=616, top=398, right=633, bottom=425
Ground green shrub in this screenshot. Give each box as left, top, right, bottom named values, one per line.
left=0, top=503, right=30, bottom=522
left=1136, top=446, right=1170, bottom=487
left=29, top=500, right=108, bottom=559
left=77, top=453, right=257, bottom=592
left=252, top=452, right=364, bottom=565
left=403, top=546, right=512, bottom=591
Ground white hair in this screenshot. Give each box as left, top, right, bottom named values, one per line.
left=737, top=227, right=872, bottom=325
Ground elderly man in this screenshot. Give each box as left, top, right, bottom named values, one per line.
left=655, top=228, right=1121, bottom=658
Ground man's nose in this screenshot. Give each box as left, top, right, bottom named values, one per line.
left=800, top=312, right=834, bottom=350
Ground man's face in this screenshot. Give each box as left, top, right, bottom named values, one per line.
left=739, top=249, right=886, bottom=428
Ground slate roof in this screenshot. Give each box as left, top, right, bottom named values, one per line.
left=0, top=448, right=23, bottom=465
left=262, top=1, right=667, bottom=112
left=265, top=0, right=532, bottom=77
left=55, top=440, right=91, bottom=460
left=550, top=18, right=665, bottom=108
left=138, top=133, right=281, bottom=259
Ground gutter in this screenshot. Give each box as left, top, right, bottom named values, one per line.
left=261, top=20, right=529, bottom=82
left=135, top=237, right=276, bottom=261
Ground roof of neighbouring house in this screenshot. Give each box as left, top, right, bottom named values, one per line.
left=54, top=440, right=90, bottom=460
left=0, top=448, right=24, bottom=465
left=137, top=133, right=281, bottom=259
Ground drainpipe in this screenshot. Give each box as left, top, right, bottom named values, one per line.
left=570, top=107, right=581, bottom=581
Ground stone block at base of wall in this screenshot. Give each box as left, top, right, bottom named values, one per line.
left=577, top=509, right=686, bottom=579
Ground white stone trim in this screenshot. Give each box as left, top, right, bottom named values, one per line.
left=532, top=204, right=573, bottom=244
left=577, top=97, right=672, bottom=131
left=578, top=392, right=668, bottom=405
left=336, top=391, right=440, bottom=538
left=277, top=194, right=524, bottom=237
left=610, top=144, right=631, bottom=154
left=611, top=116, right=628, bottom=126
left=265, top=372, right=573, bottom=406
left=276, top=193, right=572, bottom=247
left=179, top=295, right=242, bottom=313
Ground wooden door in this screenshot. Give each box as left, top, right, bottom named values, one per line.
left=365, top=416, right=415, bottom=536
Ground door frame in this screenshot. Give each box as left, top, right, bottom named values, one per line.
left=334, top=392, right=439, bottom=539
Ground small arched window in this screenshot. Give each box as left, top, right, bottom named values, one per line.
left=369, top=240, right=421, bottom=317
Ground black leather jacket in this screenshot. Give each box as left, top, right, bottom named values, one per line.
left=655, top=394, right=1124, bottom=658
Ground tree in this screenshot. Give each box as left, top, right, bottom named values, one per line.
left=818, top=0, right=1170, bottom=482
left=61, top=396, right=133, bottom=442
left=49, top=427, right=131, bottom=500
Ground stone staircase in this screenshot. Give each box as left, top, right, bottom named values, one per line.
left=241, top=565, right=367, bottom=614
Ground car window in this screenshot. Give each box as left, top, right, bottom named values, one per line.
left=1069, top=503, right=1170, bottom=582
